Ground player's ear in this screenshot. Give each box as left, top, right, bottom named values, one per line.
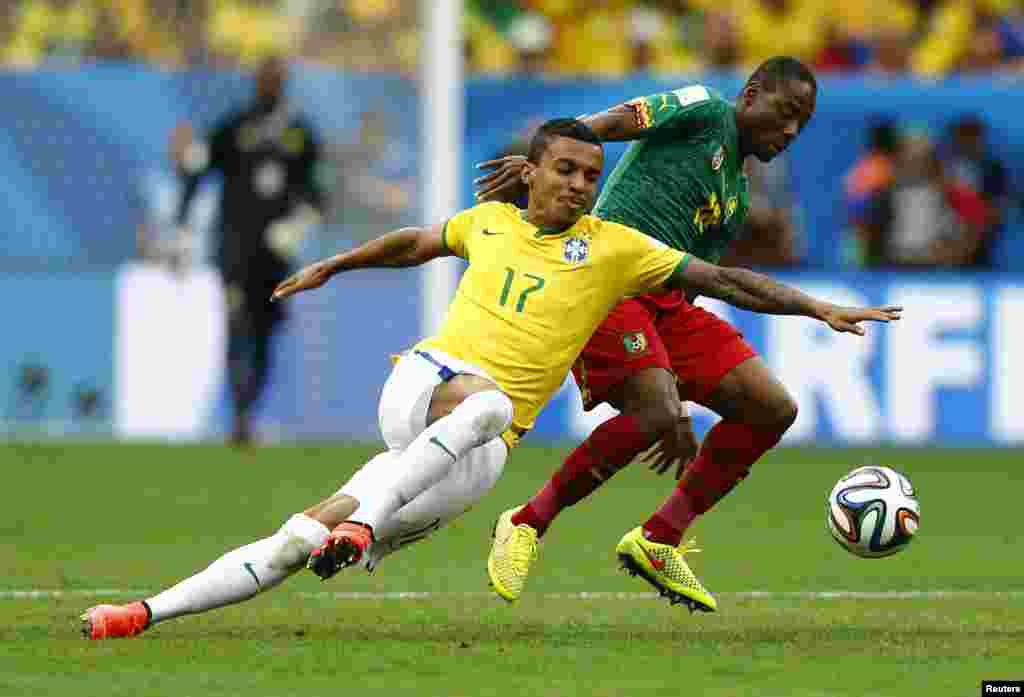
left=521, top=160, right=536, bottom=186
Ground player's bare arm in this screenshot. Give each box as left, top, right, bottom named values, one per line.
left=475, top=102, right=651, bottom=202
left=271, top=223, right=447, bottom=301
left=665, top=257, right=902, bottom=335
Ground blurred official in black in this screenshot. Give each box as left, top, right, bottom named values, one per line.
left=171, top=55, right=325, bottom=445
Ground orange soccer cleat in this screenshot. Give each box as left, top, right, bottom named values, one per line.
left=80, top=601, right=150, bottom=640
left=306, top=521, right=374, bottom=581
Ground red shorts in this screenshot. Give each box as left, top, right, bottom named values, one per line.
left=572, top=289, right=757, bottom=409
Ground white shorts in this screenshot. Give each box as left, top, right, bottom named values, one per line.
left=345, top=349, right=509, bottom=570
left=377, top=348, right=500, bottom=450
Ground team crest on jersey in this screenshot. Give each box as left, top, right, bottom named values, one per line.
left=564, top=237, right=589, bottom=264
left=623, top=331, right=649, bottom=355
left=711, top=145, right=725, bottom=171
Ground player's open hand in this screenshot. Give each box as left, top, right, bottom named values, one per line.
left=640, top=416, right=700, bottom=480
left=474, top=156, right=528, bottom=202
left=270, top=261, right=333, bottom=302
left=820, top=305, right=903, bottom=335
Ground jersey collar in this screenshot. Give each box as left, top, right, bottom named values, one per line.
left=520, top=210, right=573, bottom=238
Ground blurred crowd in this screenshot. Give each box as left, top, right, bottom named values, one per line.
left=0, top=0, right=419, bottom=72
left=470, top=0, right=1024, bottom=78
left=4, top=0, right=1024, bottom=78
left=842, top=115, right=1009, bottom=268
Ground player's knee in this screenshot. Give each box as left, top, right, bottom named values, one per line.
left=775, top=394, right=799, bottom=432
left=628, top=393, right=680, bottom=438
left=474, top=438, right=508, bottom=493
left=460, top=390, right=514, bottom=446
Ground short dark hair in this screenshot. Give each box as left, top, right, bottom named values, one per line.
left=527, top=118, right=602, bottom=164
left=748, top=56, right=816, bottom=94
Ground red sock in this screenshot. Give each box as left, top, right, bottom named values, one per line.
left=643, top=421, right=783, bottom=546
left=512, top=414, right=655, bottom=536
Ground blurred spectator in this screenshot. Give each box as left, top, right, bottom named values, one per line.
left=505, top=11, right=553, bottom=74
left=814, top=23, right=869, bottom=74
left=207, top=0, right=298, bottom=68
left=299, top=0, right=417, bottom=75
left=957, top=10, right=1012, bottom=74
left=702, top=9, right=742, bottom=71
left=844, top=118, right=900, bottom=266
left=169, top=56, right=327, bottom=444
left=325, top=109, right=418, bottom=243
left=855, top=128, right=989, bottom=268
left=944, top=115, right=1009, bottom=266
left=464, top=1, right=552, bottom=75
left=911, top=0, right=1020, bottom=77
left=867, top=26, right=914, bottom=77
left=721, top=154, right=802, bottom=267
left=4, top=0, right=1023, bottom=78
left=732, top=0, right=824, bottom=70
left=5, top=0, right=98, bottom=66
left=816, top=1, right=915, bottom=74
left=546, top=0, right=637, bottom=77
left=627, top=1, right=704, bottom=75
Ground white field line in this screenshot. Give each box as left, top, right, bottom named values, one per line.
left=4, top=589, right=1024, bottom=601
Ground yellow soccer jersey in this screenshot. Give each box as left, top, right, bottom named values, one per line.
left=418, top=202, right=687, bottom=444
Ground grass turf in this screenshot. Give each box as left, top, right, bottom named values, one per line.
left=2, top=443, right=1021, bottom=695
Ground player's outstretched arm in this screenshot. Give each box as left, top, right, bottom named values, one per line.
left=665, top=257, right=902, bottom=334
left=270, top=223, right=447, bottom=302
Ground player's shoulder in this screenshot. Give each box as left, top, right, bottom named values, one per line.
left=589, top=217, right=666, bottom=248
left=468, top=200, right=520, bottom=220
left=449, top=201, right=518, bottom=232
left=668, top=85, right=730, bottom=114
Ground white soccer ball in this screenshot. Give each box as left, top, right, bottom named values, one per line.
left=827, top=465, right=920, bottom=558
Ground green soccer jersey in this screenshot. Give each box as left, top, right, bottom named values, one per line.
left=593, top=85, right=749, bottom=263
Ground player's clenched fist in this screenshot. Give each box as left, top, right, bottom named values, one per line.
left=271, top=261, right=334, bottom=302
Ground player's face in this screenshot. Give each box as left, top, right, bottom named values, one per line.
left=741, top=78, right=816, bottom=162
left=524, top=137, right=604, bottom=228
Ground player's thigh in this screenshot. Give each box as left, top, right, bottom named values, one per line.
left=378, top=349, right=501, bottom=449
left=658, top=303, right=758, bottom=406
left=571, top=297, right=671, bottom=411
left=378, top=353, right=446, bottom=450
left=702, top=356, right=798, bottom=426
left=365, top=438, right=508, bottom=569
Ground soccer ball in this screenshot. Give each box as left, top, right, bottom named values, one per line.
left=827, top=465, right=919, bottom=558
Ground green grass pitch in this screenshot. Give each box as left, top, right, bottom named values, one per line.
left=2, top=442, right=1022, bottom=696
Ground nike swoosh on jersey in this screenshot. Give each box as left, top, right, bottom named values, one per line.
left=481, top=229, right=503, bottom=236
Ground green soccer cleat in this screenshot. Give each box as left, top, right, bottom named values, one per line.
left=616, top=526, right=717, bottom=613
left=487, top=507, right=538, bottom=603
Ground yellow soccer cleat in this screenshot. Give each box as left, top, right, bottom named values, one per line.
left=487, top=507, right=538, bottom=603
left=616, top=526, right=717, bottom=613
